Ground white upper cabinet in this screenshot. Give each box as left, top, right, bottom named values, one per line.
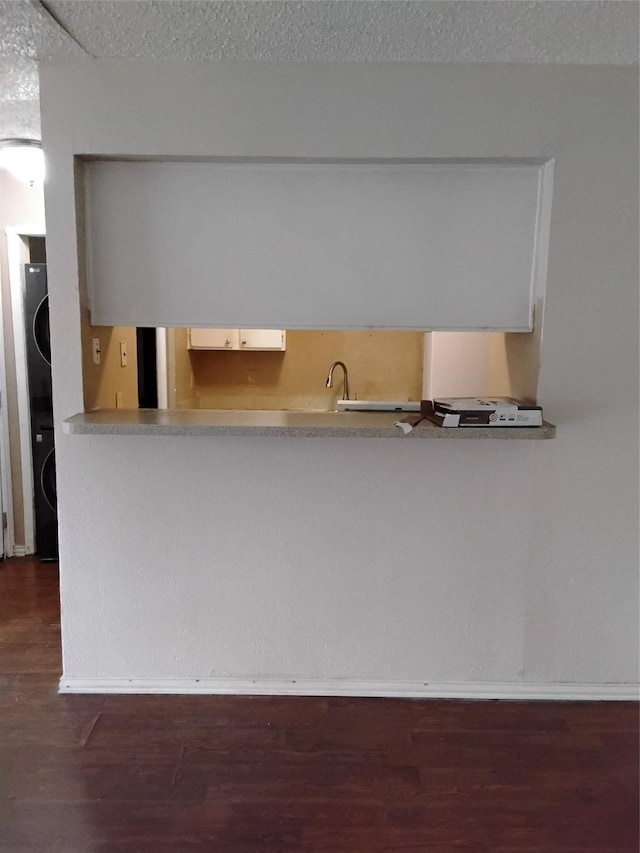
left=239, top=329, right=286, bottom=351
left=188, top=328, right=286, bottom=351
left=84, top=159, right=552, bottom=331
left=188, top=329, right=239, bottom=350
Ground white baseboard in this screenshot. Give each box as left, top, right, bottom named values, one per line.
left=58, top=677, right=639, bottom=702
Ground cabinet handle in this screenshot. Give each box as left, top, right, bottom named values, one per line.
left=225, top=339, right=231, bottom=347
left=241, top=339, right=247, bottom=346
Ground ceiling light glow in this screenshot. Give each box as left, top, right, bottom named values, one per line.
left=0, top=139, right=45, bottom=185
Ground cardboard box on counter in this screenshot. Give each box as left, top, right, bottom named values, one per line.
left=421, top=398, right=543, bottom=428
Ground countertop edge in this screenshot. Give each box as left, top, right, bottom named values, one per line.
left=63, top=411, right=556, bottom=440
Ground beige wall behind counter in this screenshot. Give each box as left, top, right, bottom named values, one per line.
left=82, top=325, right=138, bottom=411
left=186, top=330, right=424, bottom=410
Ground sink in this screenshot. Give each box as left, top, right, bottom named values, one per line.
left=336, top=400, right=421, bottom=412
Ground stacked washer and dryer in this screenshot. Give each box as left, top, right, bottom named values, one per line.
left=23, top=263, right=58, bottom=560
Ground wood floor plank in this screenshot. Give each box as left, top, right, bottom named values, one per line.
left=0, top=557, right=638, bottom=851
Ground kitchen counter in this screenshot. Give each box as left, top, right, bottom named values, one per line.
left=64, top=409, right=556, bottom=440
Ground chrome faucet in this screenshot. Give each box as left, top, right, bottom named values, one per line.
left=326, top=361, right=350, bottom=400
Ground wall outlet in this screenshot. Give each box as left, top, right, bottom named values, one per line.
left=115, top=391, right=123, bottom=408
left=92, top=337, right=101, bottom=365
left=120, top=341, right=128, bottom=367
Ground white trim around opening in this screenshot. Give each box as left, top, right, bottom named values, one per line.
left=6, top=225, right=45, bottom=556
left=0, top=255, right=12, bottom=557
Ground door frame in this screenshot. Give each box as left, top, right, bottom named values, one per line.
left=155, top=328, right=169, bottom=409
left=6, top=225, right=45, bottom=556
left=0, top=254, right=11, bottom=556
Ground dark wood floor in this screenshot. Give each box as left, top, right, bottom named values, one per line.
left=0, top=558, right=637, bottom=852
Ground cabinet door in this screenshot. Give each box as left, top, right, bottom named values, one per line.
left=239, top=330, right=286, bottom=351
left=189, top=329, right=239, bottom=350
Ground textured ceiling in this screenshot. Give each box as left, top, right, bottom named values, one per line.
left=0, top=0, right=83, bottom=138
left=0, top=0, right=85, bottom=58
left=42, top=0, right=640, bottom=64
left=0, top=0, right=638, bottom=139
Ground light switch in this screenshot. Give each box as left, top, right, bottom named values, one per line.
left=92, top=337, right=101, bottom=365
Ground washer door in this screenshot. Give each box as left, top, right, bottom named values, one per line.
left=41, top=448, right=57, bottom=512
left=33, top=293, right=51, bottom=366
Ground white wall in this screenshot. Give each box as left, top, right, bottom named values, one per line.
left=40, top=62, right=638, bottom=696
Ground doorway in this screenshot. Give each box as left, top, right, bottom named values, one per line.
left=136, top=327, right=158, bottom=409
left=4, top=227, right=56, bottom=558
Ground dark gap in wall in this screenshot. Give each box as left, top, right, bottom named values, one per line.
left=136, top=328, right=158, bottom=409
left=29, top=237, right=47, bottom=264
